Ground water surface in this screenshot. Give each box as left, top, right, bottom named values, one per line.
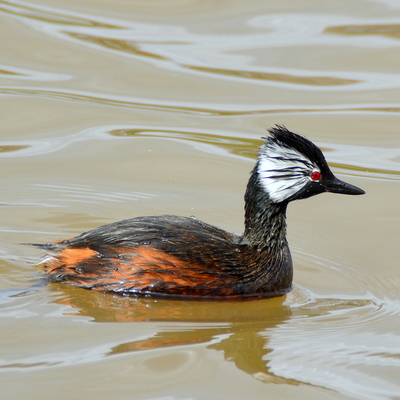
left=1, top=1, right=399, bottom=399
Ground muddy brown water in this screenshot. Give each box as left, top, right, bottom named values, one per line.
left=1, top=1, right=399, bottom=399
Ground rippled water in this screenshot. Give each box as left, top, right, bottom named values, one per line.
left=1, top=1, right=399, bottom=399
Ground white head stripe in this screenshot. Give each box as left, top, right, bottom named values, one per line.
left=258, top=140, right=319, bottom=203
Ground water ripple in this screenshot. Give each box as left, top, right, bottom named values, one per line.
left=325, top=22, right=400, bottom=40
left=33, top=183, right=158, bottom=204
left=0, top=0, right=120, bottom=28
left=3, top=2, right=400, bottom=92
left=5, top=87, right=400, bottom=118
left=270, top=293, right=400, bottom=400
left=0, top=65, right=70, bottom=81
left=0, top=124, right=398, bottom=181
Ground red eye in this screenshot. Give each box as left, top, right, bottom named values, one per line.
left=311, top=171, right=321, bottom=181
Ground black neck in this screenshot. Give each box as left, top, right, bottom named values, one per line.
left=241, top=164, right=288, bottom=250
left=234, top=163, right=293, bottom=295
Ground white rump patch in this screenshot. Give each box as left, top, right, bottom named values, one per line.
left=257, top=140, right=319, bottom=203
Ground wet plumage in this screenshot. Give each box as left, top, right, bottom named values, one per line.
left=32, top=126, right=365, bottom=300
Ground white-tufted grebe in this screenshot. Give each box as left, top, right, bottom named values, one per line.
left=32, top=126, right=365, bottom=300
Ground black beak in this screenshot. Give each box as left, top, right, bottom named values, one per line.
left=325, top=176, right=365, bottom=195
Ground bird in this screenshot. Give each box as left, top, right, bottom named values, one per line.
left=31, top=126, right=365, bottom=300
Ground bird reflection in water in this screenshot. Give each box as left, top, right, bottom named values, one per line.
left=52, top=284, right=299, bottom=385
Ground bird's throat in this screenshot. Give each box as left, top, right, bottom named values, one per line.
left=242, top=166, right=288, bottom=251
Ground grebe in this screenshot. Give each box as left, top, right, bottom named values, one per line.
left=32, top=126, right=365, bottom=300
